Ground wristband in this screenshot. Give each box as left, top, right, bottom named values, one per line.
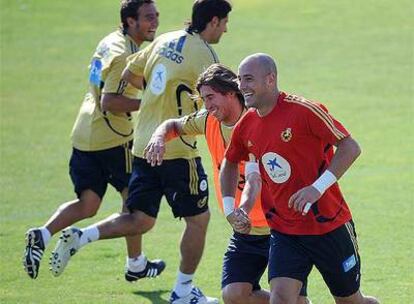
left=312, top=170, right=337, bottom=195
left=245, top=161, right=260, bottom=177
left=223, top=196, right=235, bottom=217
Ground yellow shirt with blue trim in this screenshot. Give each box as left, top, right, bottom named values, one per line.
left=126, top=30, right=219, bottom=159
left=71, top=30, right=140, bottom=151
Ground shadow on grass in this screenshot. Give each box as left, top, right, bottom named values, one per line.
left=133, top=289, right=170, bottom=303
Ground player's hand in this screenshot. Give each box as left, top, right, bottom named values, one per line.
left=143, top=135, right=165, bottom=166
left=288, top=185, right=321, bottom=215
left=226, top=208, right=251, bottom=234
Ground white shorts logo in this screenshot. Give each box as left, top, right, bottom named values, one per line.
left=261, top=152, right=291, bottom=183
left=149, top=63, right=167, bottom=95
left=199, top=179, right=208, bottom=192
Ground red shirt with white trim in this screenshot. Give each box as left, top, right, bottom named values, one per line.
left=225, top=91, right=352, bottom=235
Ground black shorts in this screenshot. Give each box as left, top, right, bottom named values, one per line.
left=268, top=221, right=361, bottom=297
left=126, top=157, right=209, bottom=218
left=222, top=232, right=307, bottom=296
left=69, top=142, right=132, bottom=199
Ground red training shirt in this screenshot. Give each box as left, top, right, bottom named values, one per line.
left=225, top=91, right=352, bottom=235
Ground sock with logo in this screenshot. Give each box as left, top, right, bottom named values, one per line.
left=79, top=225, right=99, bottom=248
left=127, top=253, right=147, bottom=272
left=173, top=271, right=194, bottom=297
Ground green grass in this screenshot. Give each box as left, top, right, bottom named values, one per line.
left=1, top=0, right=413, bottom=303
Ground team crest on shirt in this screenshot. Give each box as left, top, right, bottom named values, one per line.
left=261, top=152, right=291, bottom=183
left=281, top=128, right=292, bottom=142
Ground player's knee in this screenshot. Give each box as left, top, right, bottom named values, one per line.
left=185, top=210, right=210, bottom=232
left=82, top=206, right=98, bottom=218
left=222, top=286, right=248, bottom=304
left=131, top=211, right=155, bottom=234
left=78, top=199, right=100, bottom=218
left=76, top=190, right=102, bottom=218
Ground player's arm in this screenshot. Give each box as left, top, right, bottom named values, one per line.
left=326, top=135, right=361, bottom=179
left=144, top=110, right=207, bottom=166
left=143, top=119, right=186, bottom=166
left=121, top=68, right=144, bottom=90
left=290, top=136, right=361, bottom=214
left=220, top=158, right=239, bottom=200
left=239, top=161, right=262, bottom=214
left=221, top=121, right=252, bottom=232
left=101, top=93, right=141, bottom=113
left=289, top=102, right=361, bottom=214
left=99, top=54, right=142, bottom=113
left=231, top=161, right=261, bottom=234
left=220, top=158, right=251, bottom=233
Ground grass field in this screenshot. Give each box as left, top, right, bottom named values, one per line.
left=1, top=0, right=413, bottom=303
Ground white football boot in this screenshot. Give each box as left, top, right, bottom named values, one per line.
left=50, top=227, right=82, bottom=276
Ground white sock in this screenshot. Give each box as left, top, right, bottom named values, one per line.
left=79, top=226, right=100, bottom=248
left=173, top=271, right=194, bottom=297
left=127, top=253, right=147, bottom=272
left=39, top=227, right=51, bottom=247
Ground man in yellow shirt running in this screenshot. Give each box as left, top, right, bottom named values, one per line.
left=23, top=0, right=162, bottom=281
left=50, top=1, right=232, bottom=303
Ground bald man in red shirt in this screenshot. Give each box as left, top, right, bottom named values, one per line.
left=220, top=53, right=379, bottom=304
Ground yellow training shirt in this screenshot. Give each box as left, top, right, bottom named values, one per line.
left=126, top=30, right=219, bottom=159
left=71, top=30, right=140, bottom=151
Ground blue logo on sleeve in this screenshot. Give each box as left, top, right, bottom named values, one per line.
left=342, top=254, right=357, bottom=272
left=89, top=58, right=102, bottom=86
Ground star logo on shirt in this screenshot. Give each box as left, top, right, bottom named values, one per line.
left=267, top=157, right=283, bottom=171
left=155, top=70, right=163, bottom=82
left=262, top=152, right=291, bottom=184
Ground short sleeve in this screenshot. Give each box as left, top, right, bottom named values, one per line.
left=180, top=109, right=208, bottom=136
left=307, top=102, right=350, bottom=145
left=101, top=55, right=128, bottom=94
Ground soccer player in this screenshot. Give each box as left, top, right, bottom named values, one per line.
left=23, top=0, right=164, bottom=280
left=50, top=1, right=232, bottom=303
left=144, top=63, right=311, bottom=304
left=220, top=53, right=380, bottom=304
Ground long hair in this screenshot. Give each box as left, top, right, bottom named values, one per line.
left=196, top=63, right=244, bottom=106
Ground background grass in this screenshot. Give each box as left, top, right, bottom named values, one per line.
left=1, top=0, right=413, bottom=303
